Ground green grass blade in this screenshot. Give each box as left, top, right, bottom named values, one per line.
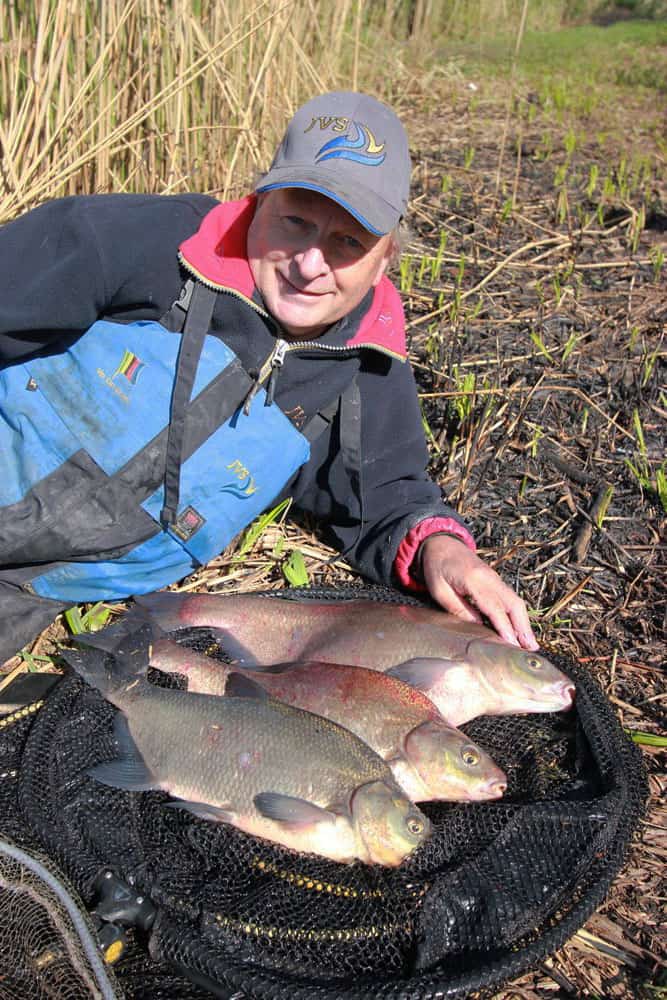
left=234, top=498, right=291, bottom=561
left=282, top=549, right=309, bottom=587
left=625, top=729, right=667, bottom=748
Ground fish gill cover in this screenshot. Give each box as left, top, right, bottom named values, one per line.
left=0, top=586, right=647, bottom=1000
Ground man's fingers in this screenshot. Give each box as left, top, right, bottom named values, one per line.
left=420, top=534, right=540, bottom=650
left=477, top=600, right=522, bottom=647
left=507, top=605, right=539, bottom=651
left=426, top=577, right=484, bottom=623
left=468, top=585, right=539, bottom=650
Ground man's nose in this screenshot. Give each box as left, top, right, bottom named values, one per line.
left=294, top=245, right=329, bottom=280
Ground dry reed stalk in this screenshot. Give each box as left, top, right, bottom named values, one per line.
left=0, top=0, right=367, bottom=221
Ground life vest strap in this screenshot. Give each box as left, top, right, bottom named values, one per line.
left=160, top=281, right=218, bottom=527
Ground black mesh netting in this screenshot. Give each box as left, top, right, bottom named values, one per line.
left=0, top=585, right=648, bottom=999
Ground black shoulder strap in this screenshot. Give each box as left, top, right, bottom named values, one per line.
left=301, top=397, right=340, bottom=443
left=338, top=378, right=363, bottom=534
left=302, top=379, right=365, bottom=564
left=160, top=280, right=218, bottom=527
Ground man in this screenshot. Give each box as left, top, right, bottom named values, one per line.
left=0, top=91, right=538, bottom=665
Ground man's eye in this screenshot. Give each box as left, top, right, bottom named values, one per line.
left=284, top=215, right=305, bottom=227
left=339, top=235, right=364, bottom=252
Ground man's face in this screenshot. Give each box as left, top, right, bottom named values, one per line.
left=247, top=188, right=394, bottom=340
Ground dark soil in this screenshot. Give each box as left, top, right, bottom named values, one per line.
left=397, top=80, right=666, bottom=998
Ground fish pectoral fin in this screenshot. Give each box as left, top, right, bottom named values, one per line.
left=224, top=673, right=269, bottom=700
left=387, top=657, right=462, bottom=687
left=166, top=800, right=235, bottom=823
left=254, top=792, right=335, bottom=828
left=89, top=759, right=157, bottom=791
left=88, top=714, right=157, bottom=791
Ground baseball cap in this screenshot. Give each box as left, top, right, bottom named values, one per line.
left=255, top=91, right=411, bottom=236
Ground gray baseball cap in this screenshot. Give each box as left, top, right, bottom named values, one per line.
left=255, top=91, right=411, bottom=236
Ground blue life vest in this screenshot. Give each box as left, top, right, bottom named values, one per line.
left=0, top=282, right=310, bottom=602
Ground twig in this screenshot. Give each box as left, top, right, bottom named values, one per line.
left=542, top=573, right=595, bottom=621
left=0, top=662, right=26, bottom=694
left=494, top=0, right=529, bottom=198
left=573, top=485, right=613, bottom=564
left=572, top=928, right=639, bottom=968
left=407, top=236, right=572, bottom=330
left=538, top=960, right=579, bottom=996
left=540, top=445, right=598, bottom=487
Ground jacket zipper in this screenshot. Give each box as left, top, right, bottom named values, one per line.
left=179, top=256, right=366, bottom=406
left=244, top=337, right=362, bottom=413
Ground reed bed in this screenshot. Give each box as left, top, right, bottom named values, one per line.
left=0, top=0, right=638, bottom=222
left=1, top=0, right=358, bottom=217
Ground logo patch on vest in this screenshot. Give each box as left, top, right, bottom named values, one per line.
left=172, top=506, right=206, bottom=540
left=113, top=350, right=145, bottom=385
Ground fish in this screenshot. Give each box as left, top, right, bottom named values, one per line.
left=64, top=625, right=430, bottom=866
left=134, top=635, right=506, bottom=803
left=134, top=592, right=575, bottom=725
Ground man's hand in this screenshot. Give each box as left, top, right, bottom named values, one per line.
left=420, top=534, right=539, bottom=650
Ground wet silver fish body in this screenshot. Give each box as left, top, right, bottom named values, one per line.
left=64, top=635, right=430, bottom=866
left=135, top=593, right=575, bottom=724
left=147, top=638, right=507, bottom=803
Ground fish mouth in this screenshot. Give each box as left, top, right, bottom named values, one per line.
left=541, top=680, right=575, bottom=709
left=518, top=680, right=575, bottom=710
left=482, top=778, right=507, bottom=800
left=453, top=775, right=507, bottom=802
left=560, top=681, right=576, bottom=706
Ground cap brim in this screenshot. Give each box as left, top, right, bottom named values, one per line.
left=255, top=166, right=401, bottom=236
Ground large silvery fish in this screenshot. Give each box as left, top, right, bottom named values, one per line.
left=64, top=627, right=430, bottom=866
left=138, top=637, right=507, bottom=803
left=134, top=593, right=575, bottom=725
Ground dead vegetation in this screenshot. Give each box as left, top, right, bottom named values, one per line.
left=396, top=77, right=666, bottom=1000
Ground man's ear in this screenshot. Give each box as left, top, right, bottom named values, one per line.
left=371, top=235, right=397, bottom=287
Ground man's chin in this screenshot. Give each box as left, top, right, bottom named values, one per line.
left=272, top=305, right=331, bottom=340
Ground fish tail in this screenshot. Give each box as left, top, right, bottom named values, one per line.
left=63, top=622, right=152, bottom=701
left=73, top=606, right=157, bottom=655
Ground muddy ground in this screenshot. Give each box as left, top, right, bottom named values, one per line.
left=395, top=80, right=666, bottom=998
left=3, top=70, right=665, bottom=1000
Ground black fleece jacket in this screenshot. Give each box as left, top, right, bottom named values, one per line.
left=0, top=192, right=469, bottom=586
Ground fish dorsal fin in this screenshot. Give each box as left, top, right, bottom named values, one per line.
left=387, top=656, right=462, bottom=687
left=254, top=792, right=334, bottom=827
left=88, top=712, right=158, bottom=791
left=225, top=672, right=269, bottom=700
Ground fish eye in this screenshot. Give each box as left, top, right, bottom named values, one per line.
left=406, top=816, right=424, bottom=836
left=526, top=656, right=543, bottom=669
left=461, top=747, right=480, bottom=766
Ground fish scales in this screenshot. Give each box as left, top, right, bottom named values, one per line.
left=150, top=638, right=441, bottom=750
left=136, top=594, right=489, bottom=667
left=64, top=636, right=431, bottom=865
left=147, top=641, right=508, bottom=803
left=135, top=592, right=575, bottom=725
left=109, top=681, right=389, bottom=811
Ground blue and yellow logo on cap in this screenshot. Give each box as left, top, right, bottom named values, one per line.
left=305, top=117, right=386, bottom=167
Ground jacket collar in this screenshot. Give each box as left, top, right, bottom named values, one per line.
left=178, top=196, right=407, bottom=360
